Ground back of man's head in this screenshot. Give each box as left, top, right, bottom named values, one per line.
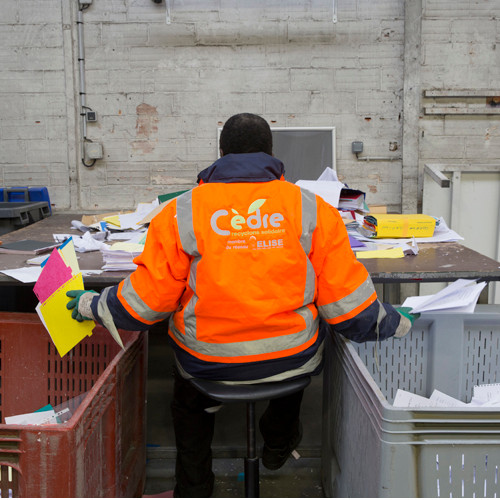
left=219, top=113, right=273, bottom=156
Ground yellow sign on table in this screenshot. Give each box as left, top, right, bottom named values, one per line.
left=38, top=273, right=95, bottom=357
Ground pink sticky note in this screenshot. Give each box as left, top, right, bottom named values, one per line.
left=33, top=248, right=73, bottom=303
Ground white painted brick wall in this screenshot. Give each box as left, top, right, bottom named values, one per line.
left=0, top=0, right=498, bottom=213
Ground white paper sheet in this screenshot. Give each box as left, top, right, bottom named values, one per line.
left=5, top=409, right=56, bottom=426
left=473, top=383, right=500, bottom=403
left=118, top=202, right=158, bottom=230
left=295, top=180, right=344, bottom=208
left=429, top=390, right=467, bottom=407
left=402, top=279, right=486, bottom=314
left=393, top=389, right=437, bottom=408
left=0, top=267, right=43, bottom=283
left=316, top=167, right=340, bottom=182
left=393, top=389, right=467, bottom=408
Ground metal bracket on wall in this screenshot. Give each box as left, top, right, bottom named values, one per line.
left=423, top=89, right=500, bottom=115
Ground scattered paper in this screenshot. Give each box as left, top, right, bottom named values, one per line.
left=472, top=383, right=500, bottom=405
left=393, top=390, right=436, bottom=408
left=107, top=229, right=147, bottom=241
left=71, top=231, right=109, bottom=253
left=356, top=247, right=405, bottom=259
left=5, top=409, right=56, bottom=426
left=101, top=242, right=144, bottom=271
left=71, top=220, right=90, bottom=232
left=295, top=180, right=344, bottom=208
left=393, top=385, right=500, bottom=408
left=26, top=254, right=49, bottom=266
left=316, top=167, right=339, bottom=182
left=348, top=234, right=366, bottom=249
left=81, top=269, right=104, bottom=276
left=429, top=390, right=467, bottom=407
left=118, top=202, right=157, bottom=230
left=81, top=211, right=134, bottom=228
left=402, top=278, right=487, bottom=314
left=0, top=267, right=43, bottom=283
left=402, top=237, right=419, bottom=256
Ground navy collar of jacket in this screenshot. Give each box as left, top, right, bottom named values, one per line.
left=197, top=153, right=285, bottom=184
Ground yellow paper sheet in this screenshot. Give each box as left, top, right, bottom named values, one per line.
left=39, top=273, right=94, bottom=357
left=356, top=248, right=405, bottom=259
left=59, top=239, right=80, bottom=276
left=103, top=215, right=121, bottom=227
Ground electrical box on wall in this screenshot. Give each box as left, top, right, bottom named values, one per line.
left=84, top=142, right=103, bottom=160
left=352, top=141, right=364, bottom=154
left=86, top=111, right=97, bottom=122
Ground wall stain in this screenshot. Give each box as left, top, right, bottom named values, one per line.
left=133, top=103, right=159, bottom=154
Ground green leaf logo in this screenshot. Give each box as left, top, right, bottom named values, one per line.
left=248, top=199, right=266, bottom=214
left=231, top=209, right=239, bottom=214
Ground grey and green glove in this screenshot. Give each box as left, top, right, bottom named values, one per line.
left=394, top=306, right=421, bottom=337
left=66, top=290, right=99, bottom=322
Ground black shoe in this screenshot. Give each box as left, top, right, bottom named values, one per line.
left=261, top=423, right=303, bottom=470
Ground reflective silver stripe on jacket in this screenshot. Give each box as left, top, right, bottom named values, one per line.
left=169, top=314, right=320, bottom=359
left=120, top=276, right=172, bottom=322
left=299, top=187, right=316, bottom=255
left=183, top=256, right=200, bottom=340
left=176, top=190, right=200, bottom=339
left=176, top=190, right=199, bottom=256
left=299, top=187, right=317, bottom=306
left=317, top=275, right=376, bottom=320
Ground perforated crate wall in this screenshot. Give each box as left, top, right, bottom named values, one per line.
left=322, top=306, right=500, bottom=498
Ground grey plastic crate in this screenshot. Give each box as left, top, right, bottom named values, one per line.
left=0, top=201, right=50, bottom=236
left=322, top=305, right=500, bottom=498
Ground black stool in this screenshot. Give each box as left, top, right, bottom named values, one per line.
left=189, top=376, right=311, bottom=498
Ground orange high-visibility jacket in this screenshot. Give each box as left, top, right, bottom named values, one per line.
left=91, top=153, right=407, bottom=381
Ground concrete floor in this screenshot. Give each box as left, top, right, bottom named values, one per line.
left=144, top=327, right=325, bottom=498
left=144, top=457, right=324, bottom=497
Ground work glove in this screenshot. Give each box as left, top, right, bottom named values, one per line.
left=394, top=306, right=421, bottom=338
left=66, top=289, right=99, bottom=322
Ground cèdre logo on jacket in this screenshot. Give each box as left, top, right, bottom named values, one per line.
left=210, top=199, right=285, bottom=249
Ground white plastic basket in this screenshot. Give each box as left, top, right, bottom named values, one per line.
left=322, top=305, right=500, bottom=498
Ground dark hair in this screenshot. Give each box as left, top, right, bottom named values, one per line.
left=219, top=113, right=273, bottom=156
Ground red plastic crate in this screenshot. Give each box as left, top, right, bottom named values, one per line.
left=0, top=312, right=148, bottom=498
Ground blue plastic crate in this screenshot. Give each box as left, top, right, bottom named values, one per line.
left=0, top=187, right=51, bottom=214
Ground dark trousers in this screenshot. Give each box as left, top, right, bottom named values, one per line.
left=171, top=367, right=304, bottom=498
